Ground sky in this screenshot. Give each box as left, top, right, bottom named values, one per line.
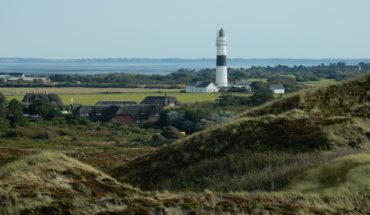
left=1, top=0, right=370, bottom=59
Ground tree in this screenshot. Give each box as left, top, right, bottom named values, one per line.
left=0, top=93, right=7, bottom=119
left=27, top=100, right=59, bottom=120
left=216, top=92, right=250, bottom=106
left=249, top=88, right=274, bottom=106
left=7, top=99, right=27, bottom=127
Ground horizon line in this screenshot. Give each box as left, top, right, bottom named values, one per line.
left=1, top=57, right=370, bottom=61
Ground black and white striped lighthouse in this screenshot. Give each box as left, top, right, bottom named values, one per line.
left=216, top=28, right=228, bottom=87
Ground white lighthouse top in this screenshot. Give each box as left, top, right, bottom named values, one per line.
left=218, top=28, right=225, bottom=37
left=216, top=28, right=227, bottom=47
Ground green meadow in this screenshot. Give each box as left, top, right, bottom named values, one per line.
left=6, top=92, right=222, bottom=105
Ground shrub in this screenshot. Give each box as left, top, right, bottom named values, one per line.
left=27, top=101, right=60, bottom=120
left=161, top=126, right=183, bottom=139
left=0, top=93, right=7, bottom=119
left=33, top=130, right=57, bottom=140
left=3, top=130, right=22, bottom=138
left=152, top=134, right=171, bottom=146
left=63, top=115, right=89, bottom=125
left=7, top=99, right=28, bottom=127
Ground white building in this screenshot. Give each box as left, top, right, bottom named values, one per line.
left=186, top=81, right=219, bottom=93
left=0, top=73, right=51, bottom=84
left=234, top=81, right=252, bottom=89
left=269, top=84, right=285, bottom=94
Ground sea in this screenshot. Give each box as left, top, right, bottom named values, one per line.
left=0, top=58, right=369, bottom=75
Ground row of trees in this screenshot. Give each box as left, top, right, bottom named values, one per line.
left=1, top=62, right=367, bottom=88
left=44, top=62, right=370, bottom=87
left=0, top=94, right=28, bottom=127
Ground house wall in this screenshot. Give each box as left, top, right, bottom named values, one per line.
left=147, top=114, right=159, bottom=123
left=206, top=84, right=219, bottom=93
left=186, top=86, right=201, bottom=93
left=273, top=89, right=285, bottom=94
left=186, top=85, right=219, bottom=93
left=112, top=115, right=136, bottom=124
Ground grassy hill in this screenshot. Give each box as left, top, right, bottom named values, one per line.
left=1, top=74, right=369, bottom=214
left=112, top=73, right=370, bottom=192
left=1, top=151, right=369, bottom=214
left=245, top=73, right=370, bottom=117
left=0, top=152, right=159, bottom=214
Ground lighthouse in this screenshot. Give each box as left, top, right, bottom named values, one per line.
left=215, top=28, right=228, bottom=87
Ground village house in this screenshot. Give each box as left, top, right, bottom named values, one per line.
left=233, top=81, right=252, bottom=90
left=269, top=83, right=285, bottom=94
left=73, top=104, right=159, bottom=124
left=0, top=73, right=25, bottom=82
left=73, top=105, right=94, bottom=117
left=73, top=96, right=179, bottom=124
left=22, top=92, right=63, bottom=106
left=112, top=105, right=160, bottom=124
left=0, top=73, right=51, bottom=84
left=140, top=96, right=179, bottom=108
left=186, top=81, right=219, bottom=93
left=72, top=105, right=119, bottom=122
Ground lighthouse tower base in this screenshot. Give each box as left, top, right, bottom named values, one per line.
left=216, top=66, right=228, bottom=87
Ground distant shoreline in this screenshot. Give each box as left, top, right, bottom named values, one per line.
left=0, top=58, right=369, bottom=75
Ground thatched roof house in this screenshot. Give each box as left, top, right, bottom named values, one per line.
left=22, top=93, right=63, bottom=105
left=140, top=96, right=179, bottom=108
left=113, top=105, right=160, bottom=124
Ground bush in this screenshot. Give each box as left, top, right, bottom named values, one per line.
left=161, top=126, right=183, bottom=139
left=27, top=101, right=60, bottom=120
left=249, top=88, right=274, bottom=106
left=3, top=130, right=22, bottom=138
left=7, top=99, right=28, bottom=127
left=33, top=130, right=57, bottom=140
left=152, top=134, right=171, bottom=146
left=63, top=115, right=89, bottom=125
left=0, top=93, right=7, bottom=119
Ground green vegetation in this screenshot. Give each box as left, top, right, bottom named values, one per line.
left=1, top=149, right=369, bottom=214
left=7, top=99, right=28, bottom=127
left=28, top=100, right=60, bottom=120
left=1, top=62, right=366, bottom=90
left=299, top=78, right=337, bottom=86
left=114, top=115, right=369, bottom=191
left=288, top=152, right=370, bottom=195
left=0, top=151, right=153, bottom=214
left=246, top=73, right=370, bottom=117
left=6, top=92, right=221, bottom=105
left=0, top=93, right=7, bottom=118
left=0, top=73, right=369, bottom=214
left=245, top=78, right=267, bottom=82
left=43, top=62, right=369, bottom=87
left=113, top=74, right=370, bottom=194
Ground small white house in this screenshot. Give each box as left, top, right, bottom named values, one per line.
left=233, top=81, right=252, bottom=90
left=186, top=81, right=219, bottom=93
left=269, top=84, right=285, bottom=94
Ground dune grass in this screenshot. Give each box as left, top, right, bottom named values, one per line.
left=288, top=152, right=370, bottom=195
left=115, top=74, right=370, bottom=193
left=1, top=150, right=369, bottom=214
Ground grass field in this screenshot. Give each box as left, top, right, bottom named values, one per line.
left=0, top=87, right=223, bottom=104
left=245, top=78, right=267, bottom=83
left=0, top=87, right=181, bottom=96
